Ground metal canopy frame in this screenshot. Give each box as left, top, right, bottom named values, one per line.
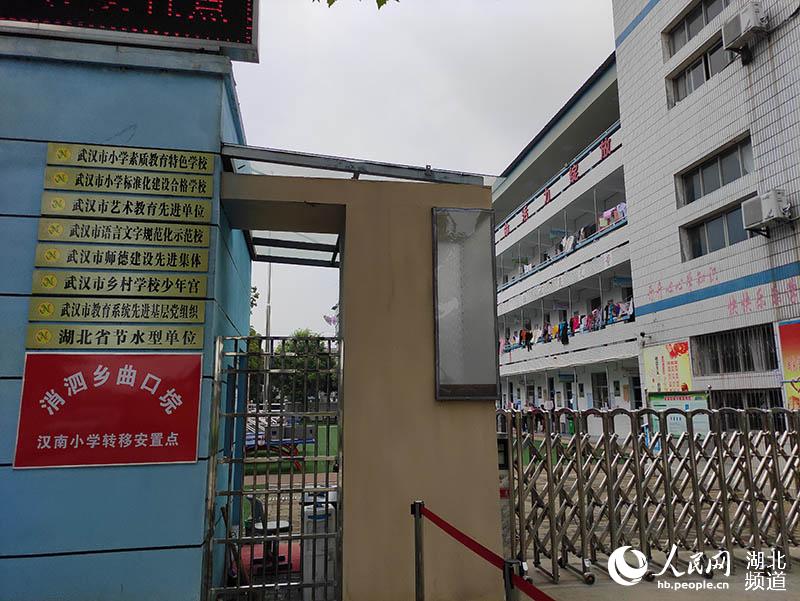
left=221, top=143, right=487, bottom=186
left=222, top=143, right=490, bottom=268
left=251, top=234, right=341, bottom=269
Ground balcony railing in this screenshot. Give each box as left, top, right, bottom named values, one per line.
left=501, top=304, right=635, bottom=355
left=497, top=215, right=627, bottom=293
left=495, top=119, right=622, bottom=241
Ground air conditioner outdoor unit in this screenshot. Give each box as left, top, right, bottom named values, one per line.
left=742, top=190, right=790, bottom=230
left=723, top=1, right=768, bottom=50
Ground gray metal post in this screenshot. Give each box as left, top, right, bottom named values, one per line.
left=411, top=501, right=425, bottom=601
left=503, top=559, right=520, bottom=601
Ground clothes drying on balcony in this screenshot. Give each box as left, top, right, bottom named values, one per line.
left=498, top=202, right=629, bottom=293
left=500, top=297, right=635, bottom=354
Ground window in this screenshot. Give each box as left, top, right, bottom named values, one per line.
left=701, top=160, right=721, bottom=195
left=726, top=206, right=747, bottom=244
left=692, top=324, right=778, bottom=376
left=706, top=214, right=726, bottom=252
left=687, top=223, right=708, bottom=258
left=710, top=389, right=784, bottom=431
left=707, top=42, right=729, bottom=77
left=673, top=41, right=735, bottom=102
left=684, top=204, right=751, bottom=260
left=682, top=138, right=753, bottom=204
left=590, top=372, right=608, bottom=409
left=720, top=146, right=741, bottom=185
left=668, top=0, right=731, bottom=55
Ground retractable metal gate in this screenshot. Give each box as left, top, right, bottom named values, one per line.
left=499, top=407, right=800, bottom=584
left=204, top=336, right=342, bottom=601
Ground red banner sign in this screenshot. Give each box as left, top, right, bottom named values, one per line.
left=14, top=353, right=202, bottom=468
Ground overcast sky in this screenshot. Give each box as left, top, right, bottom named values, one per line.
left=236, top=0, right=615, bottom=337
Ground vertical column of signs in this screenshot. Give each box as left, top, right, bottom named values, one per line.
left=14, top=143, right=215, bottom=468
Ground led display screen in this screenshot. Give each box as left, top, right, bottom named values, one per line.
left=1, top=1, right=255, bottom=49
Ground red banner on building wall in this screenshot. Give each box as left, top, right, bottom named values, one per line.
left=14, top=353, right=202, bottom=468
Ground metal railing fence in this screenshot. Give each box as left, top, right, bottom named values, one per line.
left=498, top=407, right=800, bottom=584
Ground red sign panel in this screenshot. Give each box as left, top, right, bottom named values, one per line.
left=14, top=353, right=202, bottom=469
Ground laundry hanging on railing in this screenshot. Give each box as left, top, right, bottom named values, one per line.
left=501, top=297, right=635, bottom=354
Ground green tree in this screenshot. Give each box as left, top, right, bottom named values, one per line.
left=246, top=327, right=267, bottom=404
left=250, top=286, right=259, bottom=312
left=269, top=328, right=338, bottom=407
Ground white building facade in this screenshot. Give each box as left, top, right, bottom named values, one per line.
left=611, top=0, right=800, bottom=414
left=494, top=56, right=645, bottom=418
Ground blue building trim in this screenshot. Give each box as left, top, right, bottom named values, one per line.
left=637, top=262, right=800, bottom=316
left=616, top=0, right=663, bottom=47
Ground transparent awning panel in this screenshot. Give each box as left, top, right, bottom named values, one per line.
left=251, top=230, right=340, bottom=268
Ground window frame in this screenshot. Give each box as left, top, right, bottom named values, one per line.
left=671, top=38, right=735, bottom=105
left=668, top=0, right=731, bottom=56
left=681, top=138, right=752, bottom=206
left=692, top=324, right=779, bottom=378
left=683, top=203, right=752, bottom=261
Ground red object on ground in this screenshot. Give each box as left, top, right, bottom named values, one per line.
left=14, top=353, right=202, bottom=468
left=239, top=542, right=302, bottom=580
left=420, top=506, right=557, bottom=601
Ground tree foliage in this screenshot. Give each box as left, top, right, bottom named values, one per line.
left=269, top=329, right=338, bottom=407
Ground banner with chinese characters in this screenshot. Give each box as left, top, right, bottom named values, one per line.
left=643, top=341, right=693, bottom=393
left=778, top=320, right=800, bottom=410
left=14, top=353, right=202, bottom=468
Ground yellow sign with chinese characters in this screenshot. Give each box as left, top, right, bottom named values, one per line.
left=27, top=324, right=204, bottom=350
left=31, top=269, right=207, bottom=298
left=35, top=243, right=209, bottom=272
left=44, top=167, right=213, bottom=198
left=29, top=297, right=205, bottom=324
left=38, top=218, right=210, bottom=248
left=41, top=191, right=212, bottom=224
left=47, top=143, right=214, bottom=174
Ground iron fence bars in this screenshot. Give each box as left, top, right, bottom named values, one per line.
left=501, top=406, right=800, bottom=585
left=205, top=336, right=342, bottom=601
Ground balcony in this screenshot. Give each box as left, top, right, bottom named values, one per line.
left=496, top=167, right=627, bottom=300
left=499, top=320, right=639, bottom=376
left=495, top=120, right=622, bottom=250
left=497, top=219, right=630, bottom=315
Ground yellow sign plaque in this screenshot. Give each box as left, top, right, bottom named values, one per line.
left=35, top=243, right=209, bottom=272
left=47, top=143, right=214, bottom=174
left=44, top=167, right=213, bottom=198
left=29, top=297, right=205, bottom=324
left=38, top=218, right=210, bottom=248
left=41, top=191, right=212, bottom=224
left=31, top=269, right=208, bottom=298
left=27, top=324, right=204, bottom=350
